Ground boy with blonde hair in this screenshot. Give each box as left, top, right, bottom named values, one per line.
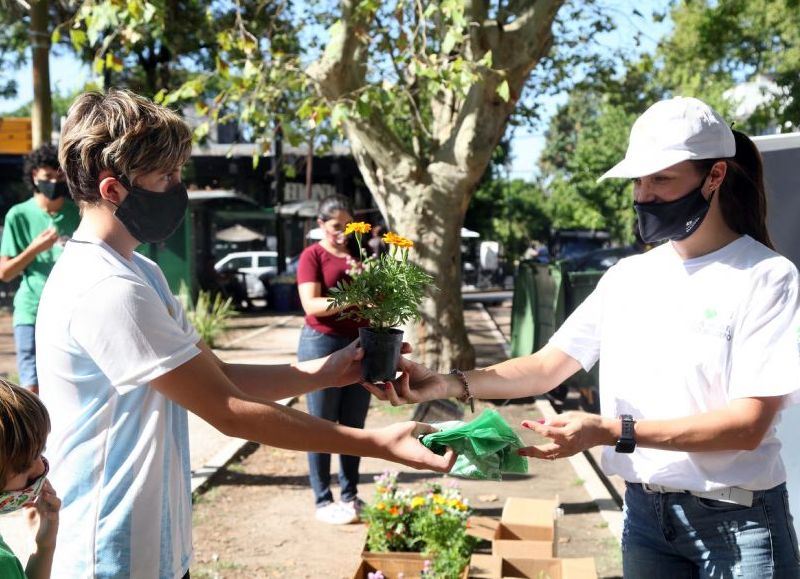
left=36, top=89, right=453, bottom=578
left=0, top=379, right=61, bottom=579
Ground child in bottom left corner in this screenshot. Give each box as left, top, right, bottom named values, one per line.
left=0, top=379, right=60, bottom=579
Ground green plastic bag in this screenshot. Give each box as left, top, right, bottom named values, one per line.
left=420, top=409, right=528, bottom=480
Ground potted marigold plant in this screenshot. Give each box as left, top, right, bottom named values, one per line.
left=327, top=222, right=434, bottom=382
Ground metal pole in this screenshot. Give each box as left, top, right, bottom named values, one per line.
left=274, top=122, right=286, bottom=274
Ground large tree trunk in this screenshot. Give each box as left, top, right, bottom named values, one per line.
left=351, top=158, right=477, bottom=371
left=30, top=0, right=52, bottom=148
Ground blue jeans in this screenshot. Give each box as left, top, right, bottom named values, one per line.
left=623, top=482, right=800, bottom=578
left=13, top=324, right=37, bottom=388
left=297, top=325, right=371, bottom=507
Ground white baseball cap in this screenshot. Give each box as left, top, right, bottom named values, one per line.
left=598, top=96, right=736, bottom=181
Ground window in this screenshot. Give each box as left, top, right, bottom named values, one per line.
left=257, top=255, right=277, bottom=268
left=221, top=256, right=252, bottom=271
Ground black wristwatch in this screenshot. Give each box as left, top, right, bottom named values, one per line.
left=615, top=414, right=636, bottom=453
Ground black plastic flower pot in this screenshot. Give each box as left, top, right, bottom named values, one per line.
left=359, top=327, right=404, bottom=383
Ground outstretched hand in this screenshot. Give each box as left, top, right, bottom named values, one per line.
left=361, top=356, right=448, bottom=406
left=517, top=411, right=613, bottom=460
left=375, top=421, right=457, bottom=472
left=324, top=339, right=413, bottom=387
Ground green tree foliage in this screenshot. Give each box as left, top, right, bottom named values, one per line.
left=654, top=0, right=800, bottom=133
left=466, top=143, right=550, bottom=261
left=468, top=176, right=551, bottom=261
left=537, top=0, right=800, bottom=246
left=538, top=90, right=637, bottom=244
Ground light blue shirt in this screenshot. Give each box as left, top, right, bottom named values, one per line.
left=36, top=230, right=200, bottom=578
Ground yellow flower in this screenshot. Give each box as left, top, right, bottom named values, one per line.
left=410, top=496, right=426, bottom=509
left=433, top=506, right=444, bottom=516
left=345, top=222, right=372, bottom=235
left=382, top=231, right=414, bottom=248
left=432, top=494, right=446, bottom=505
left=376, top=502, right=385, bottom=511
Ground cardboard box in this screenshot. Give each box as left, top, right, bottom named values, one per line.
left=467, top=498, right=560, bottom=558
left=469, top=553, right=497, bottom=578
left=500, top=498, right=558, bottom=543
left=492, top=539, right=553, bottom=559
left=354, top=554, right=469, bottom=579
left=495, top=557, right=597, bottom=579
left=470, top=555, right=597, bottom=579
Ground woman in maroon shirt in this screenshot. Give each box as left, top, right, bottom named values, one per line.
left=296, top=194, right=371, bottom=525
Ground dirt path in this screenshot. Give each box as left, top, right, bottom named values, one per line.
left=0, top=309, right=19, bottom=380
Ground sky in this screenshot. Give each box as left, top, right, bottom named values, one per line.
left=0, top=1, right=672, bottom=180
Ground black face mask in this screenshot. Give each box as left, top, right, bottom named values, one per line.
left=35, top=180, right=69, bottom=200
left=633, top=176, right=712, bottom=243
left=113, top=176, right=188, bottom=244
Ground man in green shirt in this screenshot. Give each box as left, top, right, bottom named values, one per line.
left=0, top=145, right=80, bottom=393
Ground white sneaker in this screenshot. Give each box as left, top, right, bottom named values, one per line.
left=315, top=502, right=358, bottom=525
left=339, top=497, right=366, bottom=522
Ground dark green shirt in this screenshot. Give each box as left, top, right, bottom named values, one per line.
left=0, top=197, right=80, bottom=326
left=0, top=533, right=26, bottom=578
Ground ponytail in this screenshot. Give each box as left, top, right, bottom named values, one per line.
left=696, top=130, right=774, bottom=249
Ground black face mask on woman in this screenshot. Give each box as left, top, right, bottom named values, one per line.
left=633, top=174, right=713, bottom=243
left=112, top=176, right=188, bottom=244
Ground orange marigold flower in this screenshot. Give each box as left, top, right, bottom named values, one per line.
left=433, top=506, right=444, bottom=515
left=345, top=222, right=372, bottom=236
left=382, top=232, right=401, bottom=244
left=383, top=231, right=414, bottom=248
left=389, top=506, right=401, bottom=516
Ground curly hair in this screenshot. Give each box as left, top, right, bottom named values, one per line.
left=58, top=88, right=193, bottom=205
left=23, top=144, right=61, bottom=193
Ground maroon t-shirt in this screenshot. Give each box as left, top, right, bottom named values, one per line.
left=296, top=243, right=367, bottom=338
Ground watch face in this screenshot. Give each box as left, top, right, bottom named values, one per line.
left=615, top=440, right=636, bottom=453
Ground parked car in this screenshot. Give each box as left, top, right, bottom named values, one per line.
left=560, top=245, right=640, bottom=272
left=214, top=251, right=279, bottom=299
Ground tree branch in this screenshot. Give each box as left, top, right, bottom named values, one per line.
left=495, top=0, right=562, bottom=71
left=307, top=0, right=418, bottom=177
left=435, top=0, right=564, bottom=176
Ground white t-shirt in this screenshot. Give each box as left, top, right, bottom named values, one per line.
left=36, top=229, right=200, bottom=579
left=550, top=235, right=800, bottom=492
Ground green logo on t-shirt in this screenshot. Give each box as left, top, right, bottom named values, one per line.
left=704, top=308, right=718, bottom=320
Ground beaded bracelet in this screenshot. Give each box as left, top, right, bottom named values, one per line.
left=449, top=369, right=474, bottom=413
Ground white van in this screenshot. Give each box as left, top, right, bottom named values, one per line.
left=214, top=251, right=279, bottom=298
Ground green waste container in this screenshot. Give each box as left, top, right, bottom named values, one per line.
left=510, top=260, right=566, bottom=357
left=510, top=261, right=605, bottom=410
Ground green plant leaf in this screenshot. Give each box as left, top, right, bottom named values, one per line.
left=496, top=80, right=510, bottom=102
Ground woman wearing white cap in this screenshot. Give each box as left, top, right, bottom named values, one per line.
left=368, top=96, right=800, bottom=577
